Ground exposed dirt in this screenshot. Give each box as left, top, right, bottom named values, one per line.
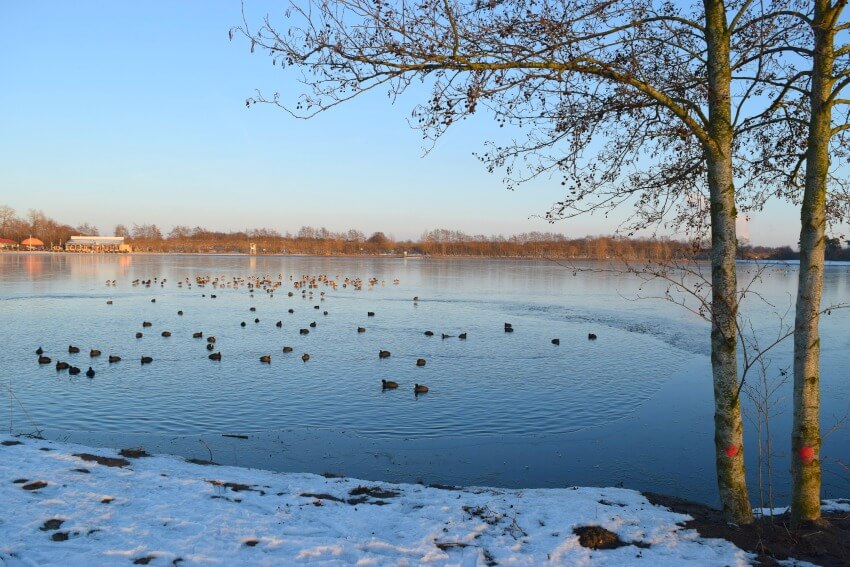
left=573, top=525, right=628, bottom=550
left=22, top=481, right=48, bottom=491
left=207, top=480, right=264, bottom=494
left=73, top=453, right=130, bottom=468
left=645, top=493, right=850, bottom=567
left=119, top=448, right=150, bottom=459
left=185, top=458, right=218, bottom=466
left=301, top=492, right=346, bottom=503
left=1, top=440, right=23, bottom=446
left=349, top=486, right=400, bottom=499
left=40, top=519, right=64, bottom=531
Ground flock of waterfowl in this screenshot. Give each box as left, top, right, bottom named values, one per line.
left=33, top=272, right=599, bottom=396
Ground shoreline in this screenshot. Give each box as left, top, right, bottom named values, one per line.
left=2, top=434, right=848, bottom=566
left=4, top=250, right=848, bottom=265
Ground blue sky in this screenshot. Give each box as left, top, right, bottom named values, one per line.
left=0, top=1, right=824, bottom=245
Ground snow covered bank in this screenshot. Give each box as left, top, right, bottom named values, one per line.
left=0, top=435, right=759, bottom=565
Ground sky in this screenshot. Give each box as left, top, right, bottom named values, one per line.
left=0, top=1, right=835, bottom=246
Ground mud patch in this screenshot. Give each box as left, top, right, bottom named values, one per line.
left=208, top=480, right=265, bottom=495
left=40, top=519, right=64, bottom=531
left=73, top=453, right=130, bottom=467
left=301, top=492, right=345, bottom=503
left=645, top=492, right=850, bottom=567
left=349, top=486, right=400, bottom=500
left=573, top=525, right=628, bottom=549
left=119, top=448, right=150, bottom=459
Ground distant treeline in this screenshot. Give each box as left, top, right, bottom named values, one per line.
left=2, top=205, right=849, bottom=260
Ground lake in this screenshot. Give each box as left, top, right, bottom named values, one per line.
left=2, top=253, right=848, bottom=507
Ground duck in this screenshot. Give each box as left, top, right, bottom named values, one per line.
left=206, top=343, right=215, bottom=351
left=441, top=333, right=452, bottom=339
left=254, top=318, right=260, bottom=324
left=282, top=346, right=293, bottom=353
left=135, top=332, right=143, bottom=339
left=552, top=338, right=560, bottom=345
left=309, top=321, right=317, bottom=328
left=209, top=352, right=222, bottom=361
left=382, top=379, right=398, bottom=389
left=424, top=331, right=434, bottom=337
left=35, top=347, right=43, bottom=355
left=288, top=308, right=295, bottom=314
left=151, top=298, right=156, bottom=303
left=301, top=353, right=310, bottom=362
left=416, top=358, right=426, bottom=367
left=108, top=355, right=121, bottom=363
left=299, top=328, right=310, bottom=335
left=504, top=323, right=514, bottom=333
left=588, top=333, right=597, bottom=340
left=260, top=355, right=271, bottom=363
left=142, top=321, right=152, bottom=328
left=249, top=307, right=256, bottom=312
left=85, top=367, right=95, bottom=378
left=106, top=300, right=113, bottom=305
left=207, top=337, right=216, bottom=343
left=357, top=327, right=366, bottom=333
left=55, top=361, right=70, bottom=371
left=161, top=331, right=171, bottom=337
left=69, top=345, right=80, bottom=354
left=414, top=384, right=429, bottom=394
left=69, top=366, right=81, bottom=375
left=241, top=321, right=247, bottom=327
left=459, top=333, right=467, bottom=340
left=379, top=350, right=391, bottom=359
left=90, top=349, right=102, bottom=357
left=177, top=310, right=183, bottom=316
left=323, top=311, right=328, bottom=316
left=193, top=332, right=203, bottom=338
left=276, top=321, right=283, bottom=328
left=367, top=311, right=375, bottom=317
left=141, top=356, right=153, bottom=364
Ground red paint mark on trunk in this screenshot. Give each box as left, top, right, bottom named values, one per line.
left=799, top=446, right=815, bottom=463
left=725, top=444, right=739, bottom=458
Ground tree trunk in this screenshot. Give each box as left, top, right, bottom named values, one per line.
left=704, top=0, right=754, bottom=525
left=791, top=0, right=835, bottom=528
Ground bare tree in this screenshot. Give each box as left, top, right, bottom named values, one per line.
left=232, top=0, right=811, bottom=522
left=0, top=205, right=16, bottom=235
left=745, top=0, right=850, bottom=526
left=75, top=222, right=100, bottom=236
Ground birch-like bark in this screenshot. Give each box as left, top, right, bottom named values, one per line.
left=704, top=0, right=754, bottom=524
left=791, top=0, right=835, bottom=528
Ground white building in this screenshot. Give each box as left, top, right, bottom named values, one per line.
left=65, top=236, right=130, bottom=253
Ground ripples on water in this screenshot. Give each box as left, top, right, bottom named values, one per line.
left=1, top=254, right=696, bottom=438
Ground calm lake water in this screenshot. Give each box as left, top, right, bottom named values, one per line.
left=2, top=253, right=848, bottom=506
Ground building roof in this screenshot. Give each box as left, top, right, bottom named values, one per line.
left=0, top=238, right=16, bottom=245
left=21, top=238, right=44, bottom=246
